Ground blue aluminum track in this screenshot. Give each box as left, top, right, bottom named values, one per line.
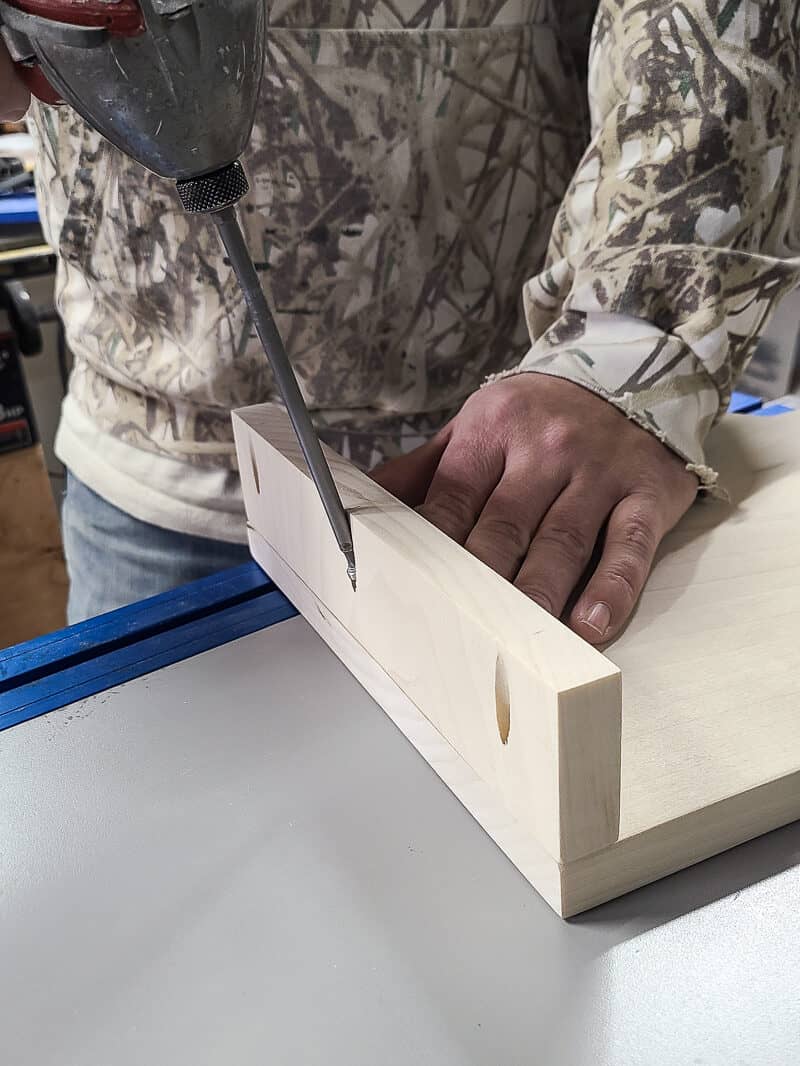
left=0, top=562, right=297, bottom=734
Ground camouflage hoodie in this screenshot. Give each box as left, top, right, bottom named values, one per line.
left=27, top=0, right=800, bottom=541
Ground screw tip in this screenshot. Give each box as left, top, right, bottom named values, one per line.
left=343, top=546, right=357, bottom=591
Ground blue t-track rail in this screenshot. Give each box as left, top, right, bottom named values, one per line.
left=0, top=562, right=297, bottom=734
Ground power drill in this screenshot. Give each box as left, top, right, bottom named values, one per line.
left=0, top=0, right=357, bottom=587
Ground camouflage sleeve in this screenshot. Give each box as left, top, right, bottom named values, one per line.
left=510, top=0, right=800, bottom=490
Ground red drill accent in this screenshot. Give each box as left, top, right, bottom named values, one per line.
left=15, top=63, right=64, bottom=104
left=6, top=0, right=144, bottom=36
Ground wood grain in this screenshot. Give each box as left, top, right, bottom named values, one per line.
left=610, top=412, right=800, bottom=839
left=234, top=405, right=622, bottom=864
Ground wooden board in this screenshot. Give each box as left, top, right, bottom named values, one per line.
left=234, top=405, right=800, bottom=916
left=0, top=445, right=67, bottom=648
left=612, top=415, right=800, bottom=838
left=233, top=406, right=621, bottom=865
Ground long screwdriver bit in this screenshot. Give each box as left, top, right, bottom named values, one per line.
left=212, top=205, right=357, bottom=590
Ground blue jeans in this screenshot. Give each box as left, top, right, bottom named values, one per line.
left=61, top=474, right=252, bottom=624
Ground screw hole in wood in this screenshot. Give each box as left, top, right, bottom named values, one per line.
left=495, top=653, right=511, bottom=745
left=250, top=440, right=261, bottom=494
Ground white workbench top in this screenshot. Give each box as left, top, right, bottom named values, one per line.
left=1, top=615, right=798, bottom=1064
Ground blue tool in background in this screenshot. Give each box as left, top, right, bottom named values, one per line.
left=0, top=134, right=38, bottom=228
left=0, top=192, right=38, bottom=225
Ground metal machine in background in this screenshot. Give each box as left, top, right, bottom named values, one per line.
left=739, top=286, right=800, bottom=400
left=0, top=0, right=357, bottom=586
left=0, top=305, right=37, bottom=453
left=0, top=275, right=69, bottom=462
left=0, top=129, right=63, bottom=470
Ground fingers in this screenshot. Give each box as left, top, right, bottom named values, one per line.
left=464, top=463, right=566, bottom=581
left=370, top=431, right=450, bottom=507
left=418, top=436, right=505, bottom=545
left=514, top=480, right=619, bottom=618
left=570, top=493, right=664, bottom=644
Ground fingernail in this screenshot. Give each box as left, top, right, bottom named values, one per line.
left=583, top=602, right=611, bottom=637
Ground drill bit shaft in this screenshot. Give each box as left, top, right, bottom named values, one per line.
left=213, top=206, right=356, bottom=589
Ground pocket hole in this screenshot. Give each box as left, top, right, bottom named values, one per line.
left=495, top=654, right=511, bottom=745
left=250, top=441, right=261, bottom=494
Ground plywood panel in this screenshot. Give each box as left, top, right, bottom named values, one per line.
left=612, top=413, right=800, bottom=839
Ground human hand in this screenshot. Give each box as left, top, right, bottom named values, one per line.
left=0, top=41, right=30, bottom=121
left=371, top=375, right=698, bottom=645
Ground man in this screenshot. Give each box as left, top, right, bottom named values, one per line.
left=1, top=0, right=796, bottom=644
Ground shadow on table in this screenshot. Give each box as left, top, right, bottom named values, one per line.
left=572, top=819, right=800, bottom=940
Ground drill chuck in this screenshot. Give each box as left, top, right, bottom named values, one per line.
left=176, top=162, right=251, bottom=215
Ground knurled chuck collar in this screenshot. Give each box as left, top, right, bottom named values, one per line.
left=176, top=161, right=250, bottom=214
